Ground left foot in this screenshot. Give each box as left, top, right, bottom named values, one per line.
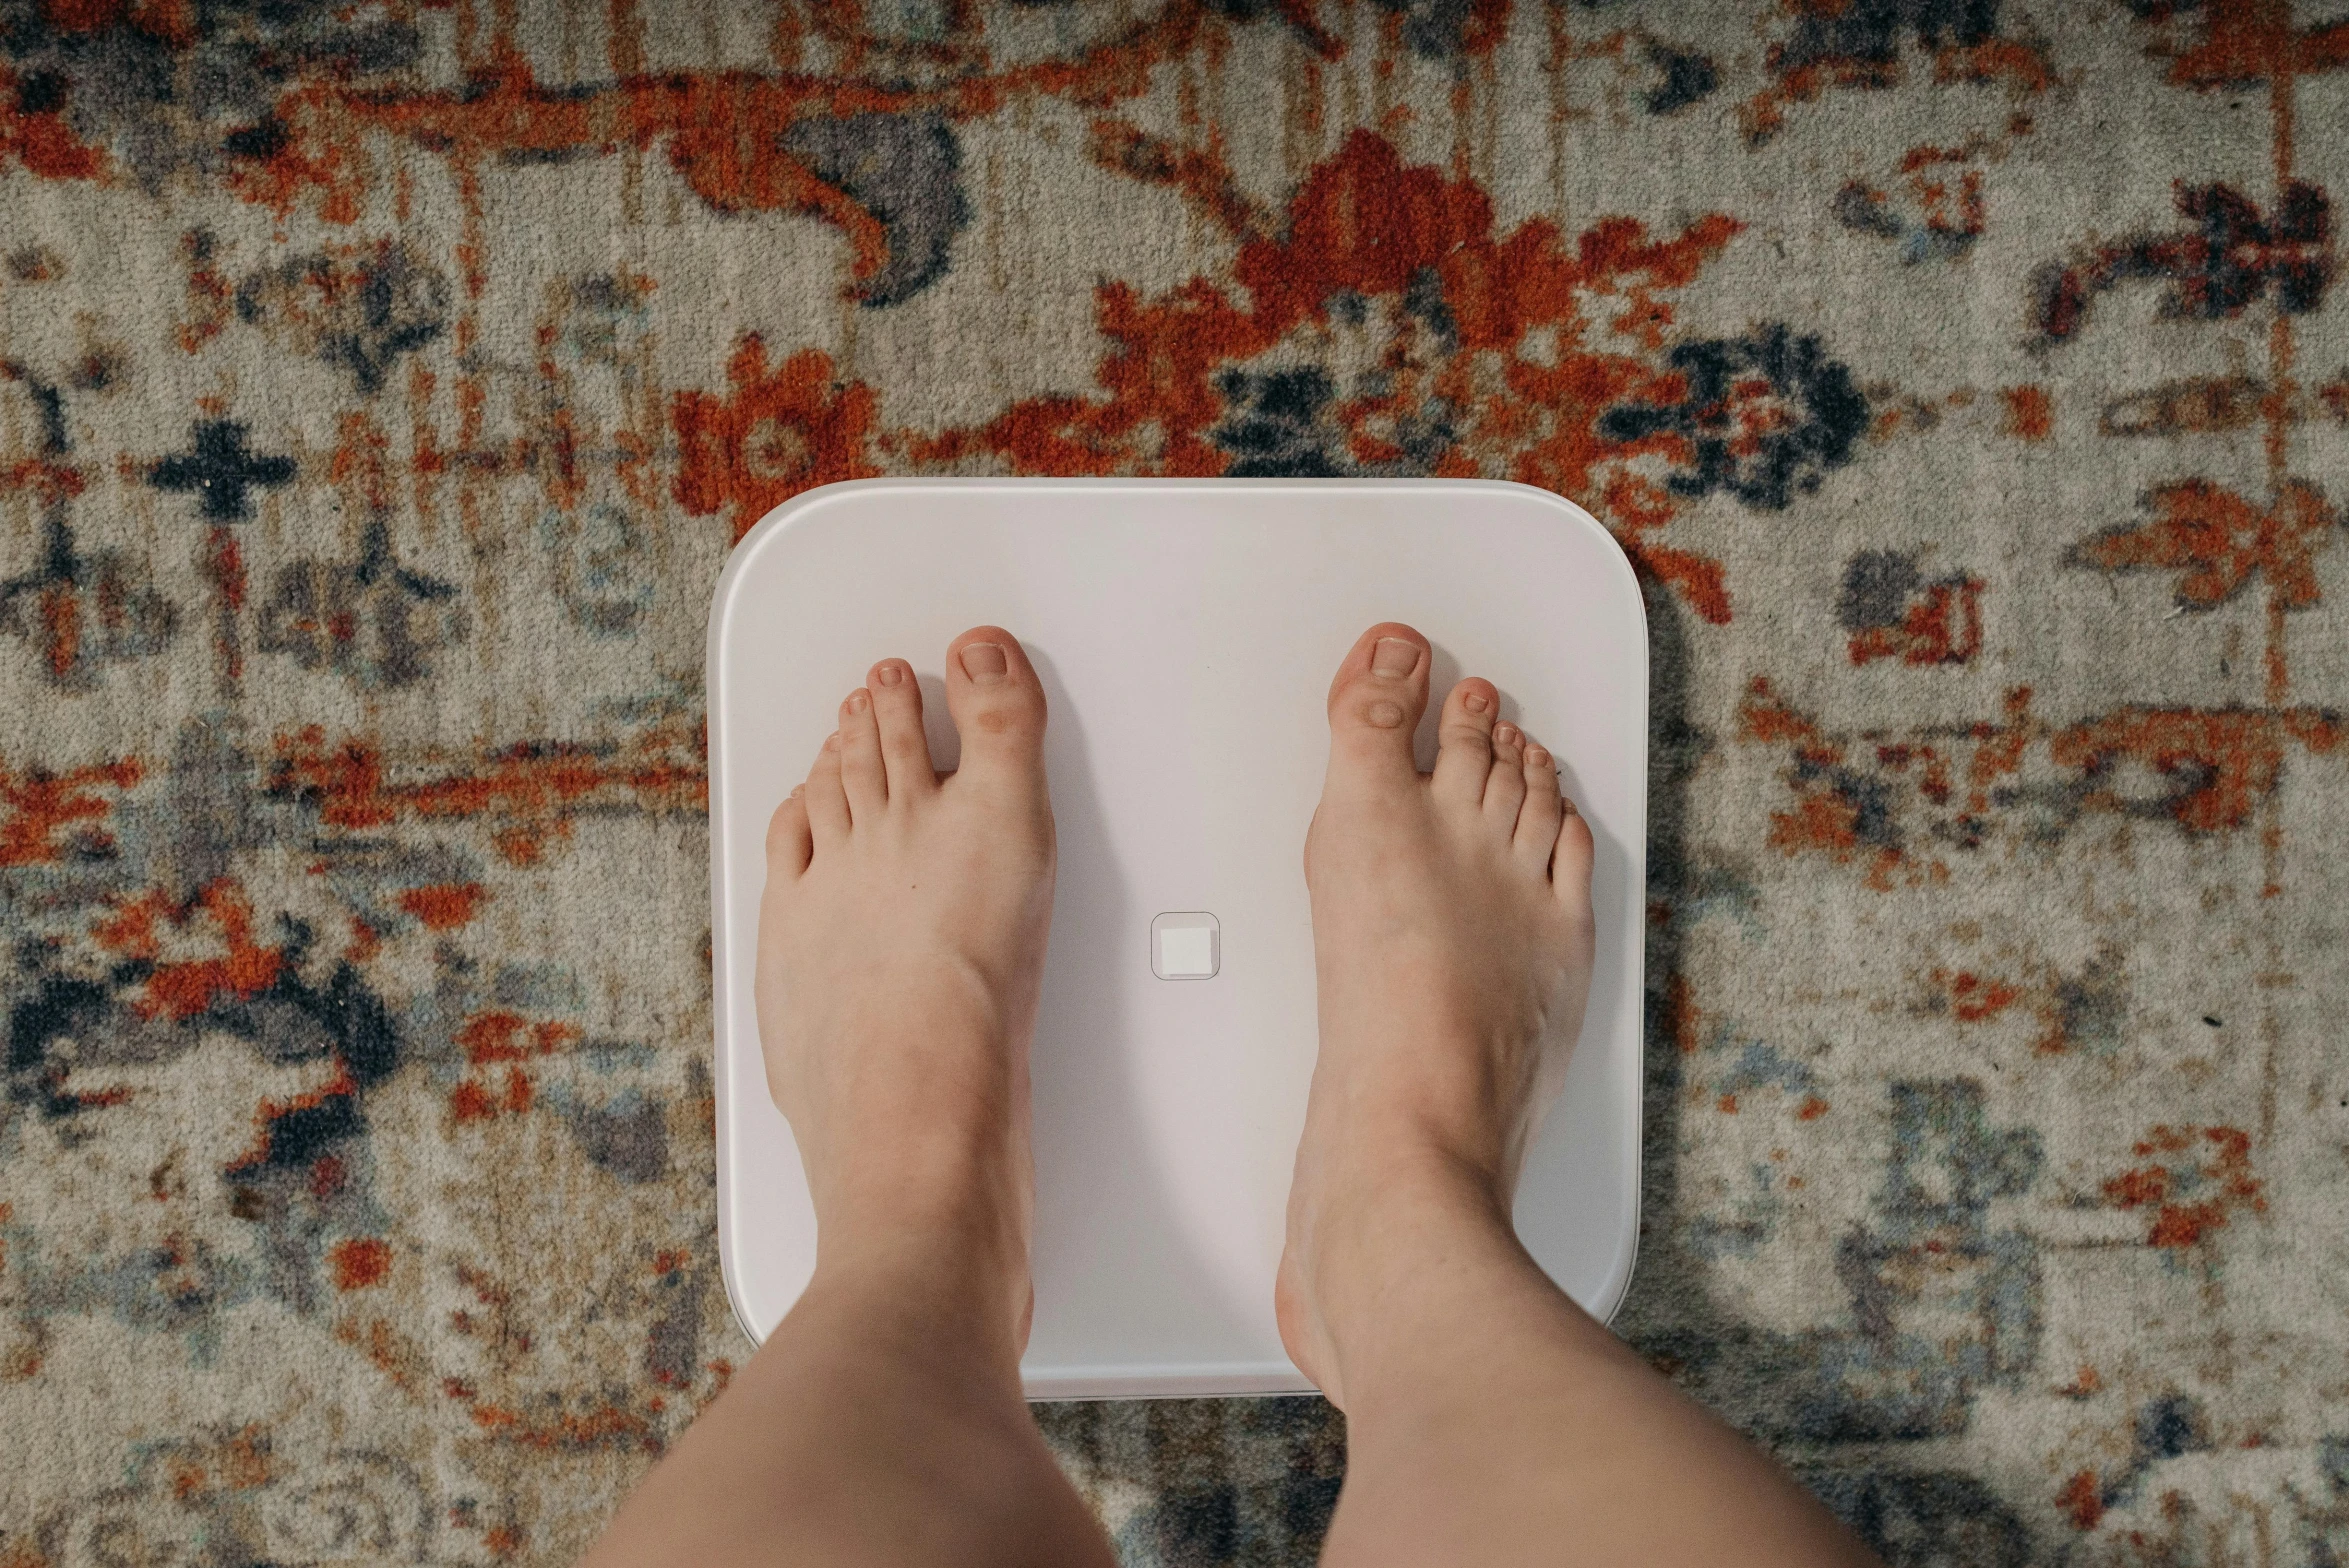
left=755, top=626, right=1056, bottom=1343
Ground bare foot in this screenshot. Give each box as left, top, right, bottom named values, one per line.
left=585, top=630, right=1111, bottom=1568
left=1277, top=622, right=1594, bottom=1405
left=755, top=626, right=1055, bottom=1346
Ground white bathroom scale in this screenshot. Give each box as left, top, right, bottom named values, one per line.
left=708, top=479, right=1647, bottom=1398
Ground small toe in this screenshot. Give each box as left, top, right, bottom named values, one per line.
left=1323, top=623, right=1431, bottom=788
left=868, top=658, right=937, bottom=801
left=837, top=687, right=887, bottom=817
left=1484, top=721, right=1528, bottom=822
left=765, top=787, right=812, bottom=879
left=944, top=626, right=1048, bottom=787
left=1514, top=744, right=1565, bottom=868
left=1431, top=677, right=1499, bottom=804
left=1550, top=792, right=1595, bottom=902
left=804, top=731, right=850, bottom=845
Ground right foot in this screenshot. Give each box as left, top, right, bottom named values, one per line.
left=1277, top=623, right=1595, bottom=1405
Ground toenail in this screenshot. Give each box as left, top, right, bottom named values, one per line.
left=1464, top=689, right=1492, bottom=714
left=1527, top=746, right=1551, bottom=768
left=1495, top=722, right=1519, bottom=745
left=824, top=732, right=840, bottom=751
left=1561, top=796, right=1578, bottom=815
left=845, top=690, right=870, bottom=714
left=876, top=663, right=905, bottom=687
left=1365, top=700, right=1406, bottom=729
left=960, top=642, right=1010, bottom=682
left=1371, top=638, right=1419, bottom=677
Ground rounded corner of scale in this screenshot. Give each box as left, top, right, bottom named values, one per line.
left=708, top=480, right=887, bottom=628
left=1465, top=482, right=1646, bottom=617
left=1591, top=1207, right=1643, bottom=1330
left=1592, top=1087, right=1647, bottom=1330
left=713, top=1180, right=774, bottom=1352
left=718, top=1262, right=769, bottom=1352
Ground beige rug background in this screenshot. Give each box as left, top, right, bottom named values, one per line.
left=3, top=2, right=2346, bottom=1563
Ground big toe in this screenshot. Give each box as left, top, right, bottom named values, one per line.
left=944, top=626, right=1049, bottom=787
left=1324, top=623, right=1430, bottom=788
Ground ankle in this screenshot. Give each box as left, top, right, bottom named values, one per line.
left=1315, top=1091, right=1518, bottom=1208
left=1312, top=996, right=1537, bottom=1164
left=822, top=1126, right=1027, bottom=1246
left=1297, top=1142, right=1510, bottom=1308
left=809, top=1200, right=1031, bottom=1360
left=807, top=1124, right=1029, bottom=1303
left=1294, top=1156, right=1582, bottom=1411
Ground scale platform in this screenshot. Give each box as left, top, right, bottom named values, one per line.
left=708, top=479, right=1647, bottom=1398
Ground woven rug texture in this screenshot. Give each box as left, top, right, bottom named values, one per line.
left=4, top=1, right=2348, bottom=1563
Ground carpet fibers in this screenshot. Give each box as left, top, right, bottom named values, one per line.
left=3, top=2, right=2347, bottom=1564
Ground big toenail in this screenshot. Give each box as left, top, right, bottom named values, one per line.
left=1366, top=700, right=1406, bottom=728
left=1371, top=638, right=1419, bottom=677
left=1464, top=690, right=1492, bottom=714
left=960, top=642, right=1010, bottom=682
left=846, top=690, right=870, bottom=714
left=876, top=663, right=905, bottom=687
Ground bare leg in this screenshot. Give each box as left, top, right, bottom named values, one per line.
left=1278, top=624, right=1881, bottom=1568
left=583, top=628, right=1114, bottom=1568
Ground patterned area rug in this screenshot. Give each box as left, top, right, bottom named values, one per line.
left=5, top=1, right=2347, bottom=1563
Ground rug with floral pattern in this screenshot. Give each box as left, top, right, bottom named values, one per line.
left=4, top=2, right=2348, bottom=1563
